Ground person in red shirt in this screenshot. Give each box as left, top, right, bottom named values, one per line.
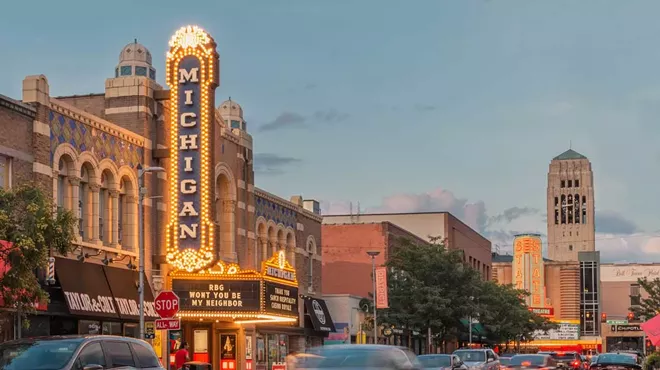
left=174, top=341, right=190, bottom=370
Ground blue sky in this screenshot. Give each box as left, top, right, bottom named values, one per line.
left=2, top=0, right=660, bottom=261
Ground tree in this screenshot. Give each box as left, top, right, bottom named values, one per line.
left=630, top=277, right=660, bottom=320
left=477, top=282, right=556, bottom=350
left=0, top=185, right=77, bottom=316
left=379, top=237, right=483, bottom=349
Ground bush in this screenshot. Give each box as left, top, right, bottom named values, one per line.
left=644, top=351, right=660, bottom=370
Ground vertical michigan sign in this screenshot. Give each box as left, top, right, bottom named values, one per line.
left=165, top=26, right=219, bottom=272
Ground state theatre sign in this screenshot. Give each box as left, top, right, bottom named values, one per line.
left=262, top=251, right=299, bottom=317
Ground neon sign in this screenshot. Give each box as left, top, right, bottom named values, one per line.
left=165, top=26, right=219, bottom=272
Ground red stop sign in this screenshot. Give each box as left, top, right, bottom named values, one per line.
left=154, top=291, right=180, bottom=318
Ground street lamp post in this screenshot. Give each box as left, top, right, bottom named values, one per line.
left=367, top=250, right=380, bottom=344
left=138, top=165, right=165, bottom=340
left=468, top=296, right=474, bottom=345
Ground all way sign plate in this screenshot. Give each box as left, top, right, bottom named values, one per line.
left=155, top=318, right=181, bottom=331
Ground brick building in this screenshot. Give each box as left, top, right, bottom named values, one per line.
left=0, top=29, right=330, bottom=366
left=323, top=212, right=492, bottom=280
left=322, top=222, right=428, bottom=297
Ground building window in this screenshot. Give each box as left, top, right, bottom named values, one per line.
left=79, top=167, right=89, bottom=239
left=631, top=284, right=641, bottom=306
left=149, top=68, right=156, bottom=80
left=575, top=179, right=580, bottom=187
left=582, top=196, right=587, bottom=224
left=569, top=245, right=573, bottom=251
left=568, top=180, right=572, bottom=188
left=120, top=66, right=132, bottom=76
left=307, top=237, right=317, bottom=290
left=561, top=180, right=565, bottom=188
left=231, top=120, right=241, bottom=129
left=135, top=66, right=147, bottom=76
left=0, top=155, right=10, bottom=189
left=99, top=172, right=110, bottom=244
left=580, top=260, right=600, bottom=336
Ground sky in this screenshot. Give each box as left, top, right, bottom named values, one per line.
left=2, top=0, right=660, bottom=262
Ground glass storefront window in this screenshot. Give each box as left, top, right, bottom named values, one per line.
left=102, top=322, right=121, bottom=335
left=278, top=335, right=287, bottom=363
left=79, top=320, right=101, bottom=335
left=123, top=323, right=138, bottom=338
left=267, top=334, right=278, bottom=370
left=262, top=334, right=288, bottom=370
left=256, top=335, right=266, bottom=370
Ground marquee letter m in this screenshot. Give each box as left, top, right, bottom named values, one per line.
left=179, top=68, right=199, bottom=83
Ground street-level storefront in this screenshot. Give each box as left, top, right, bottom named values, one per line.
left=500, top=320, right=602, bottom=354
left=167, top=252, right=327, bottom=370
left=0, top=257, right=159, bottom=340
left=601, top=323, right=652, bottom=352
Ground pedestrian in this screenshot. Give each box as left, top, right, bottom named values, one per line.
left=174, top=341, right=190, bottom=370
left=286, top=350, right=298, bottom=370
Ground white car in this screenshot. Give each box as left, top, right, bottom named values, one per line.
left=453, top=349, right=500, bottom=370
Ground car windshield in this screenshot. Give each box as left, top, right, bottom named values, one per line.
left=0, top=339, right=82, bottom=370
left=500, top=358, right=511, bottom=365
left=597, top=354, right=636, bottom=365
left=510, top=355, right=545, bottom=366
left=455, top=351, right=485, bottom=363
left=553, top=353, right=577, bottom=361
left=419, top=355, right=452, bottom=368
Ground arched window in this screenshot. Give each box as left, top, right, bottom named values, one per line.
left=118, top=176, right=136, bottom=251
left=99, top=170, right=116, bottom=245
left=79, top=166, right=90, bottom=239
left=267, top=226, right=277, bottom=258
left=215, top=172, right=235, bottom=259
left=57, top=158, right=71, bottom=210
left=256, top=222, right=267, bottom=268
left=306, top=237, right=317, bottom=289
left=574, top=193, right=581, bottom=224
left=286, top=232, right=295, bottom=268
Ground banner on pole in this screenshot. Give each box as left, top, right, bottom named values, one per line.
left=375, top=267, right=389, bottom=309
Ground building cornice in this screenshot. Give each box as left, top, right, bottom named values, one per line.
left=255, top=187, right=323, bottom=222
left=50, top=98, right=151, bottom=149
left=0, top=94, right=36, bottom=118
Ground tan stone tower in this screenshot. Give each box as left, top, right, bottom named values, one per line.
left=547, top=149, right=595, bottom=261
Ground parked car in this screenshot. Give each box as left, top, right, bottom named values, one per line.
left=0, top=335, right=164, bottom=370
left=500, top=357, right=513, bottom=370
left=453, top=349, right=500, bottom=370
left=505, top=354, right=557, bottom=369
left=418, top=354, right=468, bottom=370
left=589, top=353, right=642, bottom=370
left=298, top=344, right=421, bottom=369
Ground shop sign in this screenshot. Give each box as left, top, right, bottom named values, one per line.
left=172, top=279, right=261, bottom=311
left=612, top=324, right=642, bottom=332
left=155, top=318, right=181, bottom=331
left=607, top=319, right=629, bottom=325
left=601, top=265, right=660, bottom=282
left=263, top=251, right=296, bottom=282
left=512, top=234, right=546, bottom=307
left=264, top=281, right=298, bottom=316
left=529, top=307, right=554, bottom=316
left=64, top=292, right=117, bottom=315
left=145, top=322, right=155, bottom=339
left=375, top=267, right=389, bottom=309
left=534, top=322, right=579, bottom=340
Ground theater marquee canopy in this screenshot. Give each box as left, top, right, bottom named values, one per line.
left=169, top=251, right=300, bottom=324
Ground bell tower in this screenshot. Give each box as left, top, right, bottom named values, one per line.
left=546, top=149, right=595, bottom=261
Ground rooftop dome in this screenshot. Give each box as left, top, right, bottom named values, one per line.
left=115, top=39, right=156, bottom=80
left=119, top=40, right=153, bottom=65
left=218, top=98, right=243, bottom=119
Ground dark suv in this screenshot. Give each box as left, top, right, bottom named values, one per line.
left=538, top=352, right=582, bottom=369
left=0, top=335, right=164, bottom=370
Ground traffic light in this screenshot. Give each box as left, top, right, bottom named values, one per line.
left=628, top=312, right=635, bottom=321
left=601, top=313, right=607, bottom=323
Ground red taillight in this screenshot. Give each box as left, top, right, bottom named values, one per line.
left=572, top=360, right=580, bottom=367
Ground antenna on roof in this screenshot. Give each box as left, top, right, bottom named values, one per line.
left=349, top=202, right=353, bottom=222
left=229, top=96, right=232, bottom=101
left=134, top=38, right=138, bottom=44
left=569, top=140, right=572, bottom=149
left=357, top=202, right=361, bottom=222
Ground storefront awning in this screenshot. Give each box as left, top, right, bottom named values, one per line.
left=56, top=257, right=120, bottom=319
left=55, top=257, right=158, bottom=321
left=303, top=297, right=336, bottom=333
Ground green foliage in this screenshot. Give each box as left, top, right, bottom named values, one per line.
left=644, top=351, right=660, bottom=370
left=631, top=277, right=660, bottom=321
left=0, top=185, right=77, bottom=314
left=379, top=236, right=556, bottom=346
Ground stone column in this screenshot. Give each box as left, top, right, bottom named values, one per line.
left=125, top=195, right=138, bottom=253
left=51, top=170, right=59, bottom=209
left=222, top=200, right=237, bottom=260
left=69, top=177, right=81, bottom=240
left=89, top=184, right=100, bottom=243
left=259, top=237, right=268, bottom=262
left=109, top=190, right=120, bottom=248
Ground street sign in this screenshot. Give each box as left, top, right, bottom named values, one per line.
left=155, top=318, right=181, bottom=331
left=154, top=291, right=180, bottom=318
left=145, top=321, right=155, bottom=339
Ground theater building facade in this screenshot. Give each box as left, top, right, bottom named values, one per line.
left=0, top=25, right=332, bottom=369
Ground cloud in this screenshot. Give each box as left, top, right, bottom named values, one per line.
left=304, top=83, right=317, bottom=90
left=253, top=153, right=301, bottom=175
left=258, top=109, right=350, bottom=132
left=595, top=210, right=638, bottom=234
left=258, top=112, right=306, bottom=132
left=414, top=104, right=437, bottom=112
left=488, top=207, right=539, bottom=225
left=313, top=109, right=350, bottom=123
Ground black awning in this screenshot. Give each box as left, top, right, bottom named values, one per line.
left=55, top=257, right=120, bottom=319
left=303, top=297, right=336, bottom=333
left=103, top=266, right=159, bottom=321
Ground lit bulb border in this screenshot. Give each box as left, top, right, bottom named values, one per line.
left=261, top=250, right=298, bottom=287
left=165, top=25, right=219, bottom=273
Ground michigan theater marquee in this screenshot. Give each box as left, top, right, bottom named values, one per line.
left=161, top=25, right=307, bottom=370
